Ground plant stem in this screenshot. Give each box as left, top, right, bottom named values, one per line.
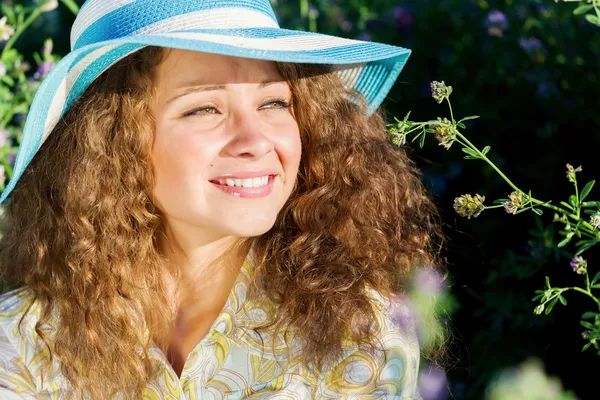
left=574, top=180, right=580, bottom=218
left=300, top=0, right=309, bottom=30
left=453, top=133, right=599, bottom=235
left=455, top=133, right=521, bottom=193
left=1, top=7, right=44, bottom=60
left=570, top=286, right=600, bottom=305
left=446, top=98, right=455, bottom=124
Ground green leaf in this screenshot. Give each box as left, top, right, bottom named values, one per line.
left=419, top=132, right=426, bottom=148
left=558, top=295, right=567, bottom=306
left=0, top=75, right=15, bottom=86
left=463, top=155, right=479, bottom=160
left=546, top=297, right=558, bottom=314
left=575, top=242, right=596, bottom=256
left=574, top=4, right=594, bottom=15
left=593, top=272, right=600, bottom=286
left=557, top=236, right=572, bottom=248
left=569, top=195, right=578, bottom=207
left=581, top=180, right=595, bottom=202
left=461, top=147, right=479, bottom=157
left=457, top=122, right=466, bottom=129
left=493, top=199, right=509, bottom=205
left=580, top=321, right=595, bottom=329
left=545, top=276, right=551, bottom=289
left=482, top=146, right=491, bottom=155
left=458, top=115, right=480, bottom=123
left=532, top=208, right=543, bottom=216
left=560, top=201, right=574, bottom=211
left=586, top=14, right=600, bottom=26
left=59, top=0, right=80, bottom=14
left=582, top=311, right=599, bottom=320
left=592, top=284, right=600, bottom=289
left=583, top=342, right=592, bottom=352
left=0, top=4, right=17, bottom=25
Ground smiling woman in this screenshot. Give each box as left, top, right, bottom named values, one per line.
left=0, top=1, right=443, bottom=399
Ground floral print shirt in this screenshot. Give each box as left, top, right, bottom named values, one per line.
left=0, top=260, right=421, bottom=399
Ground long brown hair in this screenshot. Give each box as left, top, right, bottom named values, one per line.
left=0, top=46, right=444, bottom=398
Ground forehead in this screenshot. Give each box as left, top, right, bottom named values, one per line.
left=154, top=48, right=283, bottom=88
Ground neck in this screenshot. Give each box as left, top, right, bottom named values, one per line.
left=158, top=220, right=252, bottom=321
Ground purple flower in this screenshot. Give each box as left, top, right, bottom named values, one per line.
left=0, top=129, right=9, bottom=148
left=419, top=364, right=449, bottom=400
left=484, top=10, right=508, bottom=37
left=7, top=152, right=16, bottom=166
left=390, top=294, right=416, bottom=332
left=392, top=6, right=413, bottom=28
left=414, top=268, right=444, bottom=296
left=519, top=37, right=547, bottom=63
left=34, top=61, right=56, bottom=80
left=590, top=213, right=600, bottom=230
left=519, top=37, right=544, bottom=52
left=570, top=256, right=587, bottom=275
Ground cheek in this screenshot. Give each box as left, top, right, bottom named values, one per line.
left=151, top=125, right=220, bottom=197
left=278, top=124, right=302, bottom=184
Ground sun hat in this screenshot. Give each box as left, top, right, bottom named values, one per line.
left=0, top=0, right=411, bottom=204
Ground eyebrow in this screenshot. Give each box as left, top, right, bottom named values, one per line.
left=166, top=80, right=285, bottom=104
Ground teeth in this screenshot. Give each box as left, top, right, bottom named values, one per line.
left=218, top=175, right=271, bottom=188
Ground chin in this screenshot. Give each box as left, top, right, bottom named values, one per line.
left=224, top=215, right=278, bottom=238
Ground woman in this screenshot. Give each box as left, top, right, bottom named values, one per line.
left=0, top=1, right=443, bottom=399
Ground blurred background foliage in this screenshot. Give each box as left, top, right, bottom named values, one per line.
left=2, top=0, right=599, bottom=398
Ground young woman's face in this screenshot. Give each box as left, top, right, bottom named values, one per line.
left=150, top=49, right=301, bottom=243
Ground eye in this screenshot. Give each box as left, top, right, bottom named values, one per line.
left=260, top=98, right=292, bottom=110
left=182, top=106, right=219, bottom=117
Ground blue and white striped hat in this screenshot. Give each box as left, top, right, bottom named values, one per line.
left=0, top=0, right=411, bottom=204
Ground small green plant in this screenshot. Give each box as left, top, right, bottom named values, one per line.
left=0, top=0, right=78, bottom=191
left=388, top=80, right=600, bottom=358
left=557, top=0, right=600, bottom=27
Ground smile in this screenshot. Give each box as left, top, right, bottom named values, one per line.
left=209, top=175, right=276, bottom=198
left=213, top=175, right=271, bottom=188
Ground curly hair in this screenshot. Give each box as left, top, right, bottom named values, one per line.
left=0, top=46, right=444, bottom=399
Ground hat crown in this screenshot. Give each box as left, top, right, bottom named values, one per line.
left=71, top=0, right=280, bottom=50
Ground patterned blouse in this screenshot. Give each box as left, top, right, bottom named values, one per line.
left=0, top=259, right=421, bottom=399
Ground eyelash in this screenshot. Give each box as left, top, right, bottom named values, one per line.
left=183, top=98, right=292, bottom=117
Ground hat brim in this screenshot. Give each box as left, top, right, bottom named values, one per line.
left=0, top=27, right=410, bottom=204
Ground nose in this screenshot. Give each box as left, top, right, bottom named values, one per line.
left=224, top=109, right=275, bottom=160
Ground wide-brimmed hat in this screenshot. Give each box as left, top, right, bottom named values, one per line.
left=0, top=0, right=411, bottom=204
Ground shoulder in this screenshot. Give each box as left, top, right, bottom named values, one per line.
left=0, top=287, right=44, bottom=397
left=0, top=287, right=40, bottom=335
left=313, top=289, right=421, bottom=399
